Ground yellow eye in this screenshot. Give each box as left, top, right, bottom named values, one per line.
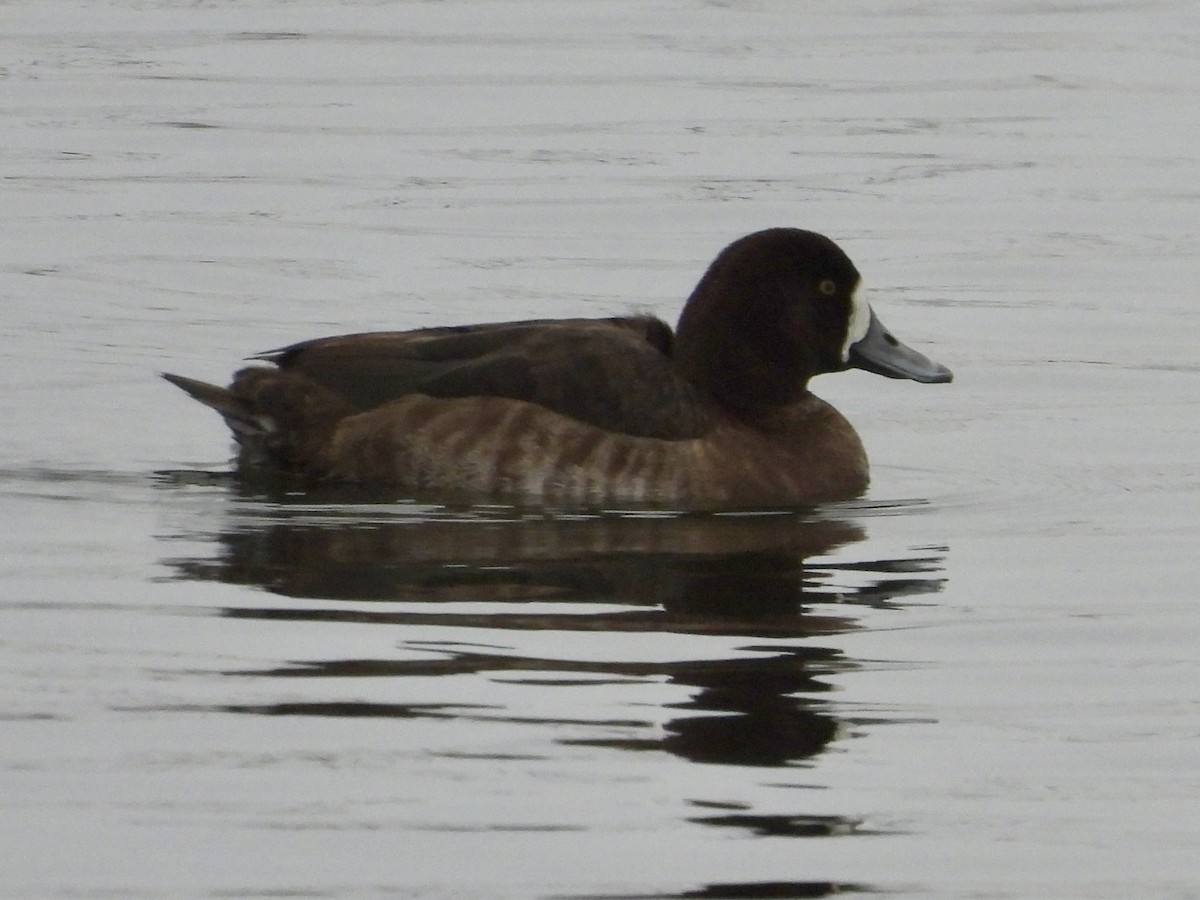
left=818, top=279, right=837, bottom=296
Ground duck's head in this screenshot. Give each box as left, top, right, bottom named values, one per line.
left=674, top=228, right=952, bottom=414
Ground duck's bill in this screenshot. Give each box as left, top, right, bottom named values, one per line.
left=848, top=309, right=953, bottom=384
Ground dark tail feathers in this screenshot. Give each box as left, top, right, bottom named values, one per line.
left=164, top=368, right=357, bottom=474
left=161, top=373, right=272, bottom=437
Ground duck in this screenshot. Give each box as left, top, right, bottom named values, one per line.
left=163, top=228, right=951, bottom=508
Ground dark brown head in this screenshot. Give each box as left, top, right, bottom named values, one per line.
left=673, top=228, right=951, bottom=415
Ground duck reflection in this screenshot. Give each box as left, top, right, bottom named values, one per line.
left=159, top=474, right=944, bottom=848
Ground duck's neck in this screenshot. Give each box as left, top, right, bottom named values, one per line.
left=673, top=312, right=813, bottom=417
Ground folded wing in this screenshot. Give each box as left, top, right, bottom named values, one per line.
left=253, top=315, right=710, bottom=440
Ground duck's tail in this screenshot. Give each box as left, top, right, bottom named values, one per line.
left=163, top=369, right=353, bottom=473
left=161, top=373, right=271, bottom=438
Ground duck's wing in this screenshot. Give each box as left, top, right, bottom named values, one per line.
left=253, top=315, right=710, bottom=440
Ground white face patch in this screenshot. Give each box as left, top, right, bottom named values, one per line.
left=840, top=282, right=871, bottom=362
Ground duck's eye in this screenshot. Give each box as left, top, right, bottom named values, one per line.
left=818, top=279, right=837, bottom=296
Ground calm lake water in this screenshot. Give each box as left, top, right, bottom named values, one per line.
left=2, top=2, right=1198, bottom=898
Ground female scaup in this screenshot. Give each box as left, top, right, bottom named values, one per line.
left=164, top=228, right=951, bottom=507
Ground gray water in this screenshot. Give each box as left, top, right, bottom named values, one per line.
left=3, top=2, right=1199, bottom=898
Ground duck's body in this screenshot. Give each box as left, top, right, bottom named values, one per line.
left=165, top=228, right=951, bottom=508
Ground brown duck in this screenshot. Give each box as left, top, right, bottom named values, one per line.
left=164, top=228, right=951, bottom=507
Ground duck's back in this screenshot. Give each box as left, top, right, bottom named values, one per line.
left=256, top=315, right=710, bottom=441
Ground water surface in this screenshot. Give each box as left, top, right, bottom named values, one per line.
left=2, top=2, right=1198, bottom=898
